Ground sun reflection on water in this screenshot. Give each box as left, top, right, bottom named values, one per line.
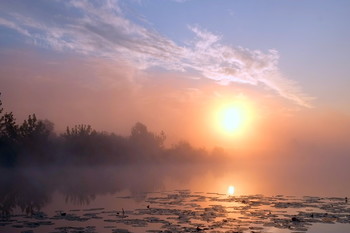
left=227, top=185, right=235, bottom=196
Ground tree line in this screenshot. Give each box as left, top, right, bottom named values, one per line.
left=0, top=94, right=227, bottom=167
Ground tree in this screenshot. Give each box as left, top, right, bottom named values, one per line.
left=63, top=125, right=96, bottom=138
left=0, top=93, right=19, bottom=141
left=131, top=122, right=166, bottom=147
left=61, top=125, right=98, bottom=164
left=129, top=122, right=166, bottom=161
left=17, top=114, right=55, bottom=164
left=0, top=93, right=19, bottom=166
left=19, top=114, right=51, bottom=140
left=0, top=112, right=18, bottom=140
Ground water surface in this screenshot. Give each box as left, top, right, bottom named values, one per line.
left=1, top=165, right=349, bottom=233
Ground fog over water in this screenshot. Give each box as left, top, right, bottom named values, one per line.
left=1, top=160, right=349, bottom=217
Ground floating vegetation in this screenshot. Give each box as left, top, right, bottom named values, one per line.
left=1, top=191, right=350, bottom=232
left=53, top=226, right=96, bottom=233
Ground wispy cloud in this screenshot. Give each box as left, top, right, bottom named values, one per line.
left=0, top=0, right=311, bottom=107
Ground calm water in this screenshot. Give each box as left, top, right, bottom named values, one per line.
left=1, top=165, right=350, bottom=233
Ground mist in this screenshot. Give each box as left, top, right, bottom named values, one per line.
left=1, top=49, right=350, bottom=198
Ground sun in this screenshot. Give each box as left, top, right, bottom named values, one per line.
left=221, top=107, right=243, bottom=132
left=209, top=98, right=256, bottom=140
left=217, top=104, right=247, bottom=134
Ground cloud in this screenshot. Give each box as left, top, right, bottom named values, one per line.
left=0, top=0, right=311, bottom=107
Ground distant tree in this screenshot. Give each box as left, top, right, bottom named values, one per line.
left=0, top=93, right=2, bottom=130
left=130, top=122, right=166, bottom=148
left=61, top=125, right=99, bottom=164
left=16, top=114, right=55, bottom=164
left=63, top=125, right=96, bottom=138
left=19, top=114, right=51, bottom=140
left=129, top=122, right=166, bottom=161
left=0, top=93, right=19, bottom=141
left=0, top=93, right=56, bottom=166
left=0, top=93, right=224, bottom=167
left=0, top=93, right=19, bottom=166
left=164, top=141, right=208, bottom=163
left=0, top=112, right=18, bottom=141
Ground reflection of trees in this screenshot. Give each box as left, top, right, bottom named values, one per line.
left=0, top=168, right=106, bottom=215
left=0, top=167, right=164, bottom=215
left=64, top=193, right=96, bottom=206
left=0, top=163, right=227, bottom=216
left=0, top=169, right=51, bottom=216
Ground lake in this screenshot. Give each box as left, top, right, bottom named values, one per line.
left=1, top=165, right=350, bottom=233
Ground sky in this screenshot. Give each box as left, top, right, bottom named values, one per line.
left=1, top=0, right=350, bottom=160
